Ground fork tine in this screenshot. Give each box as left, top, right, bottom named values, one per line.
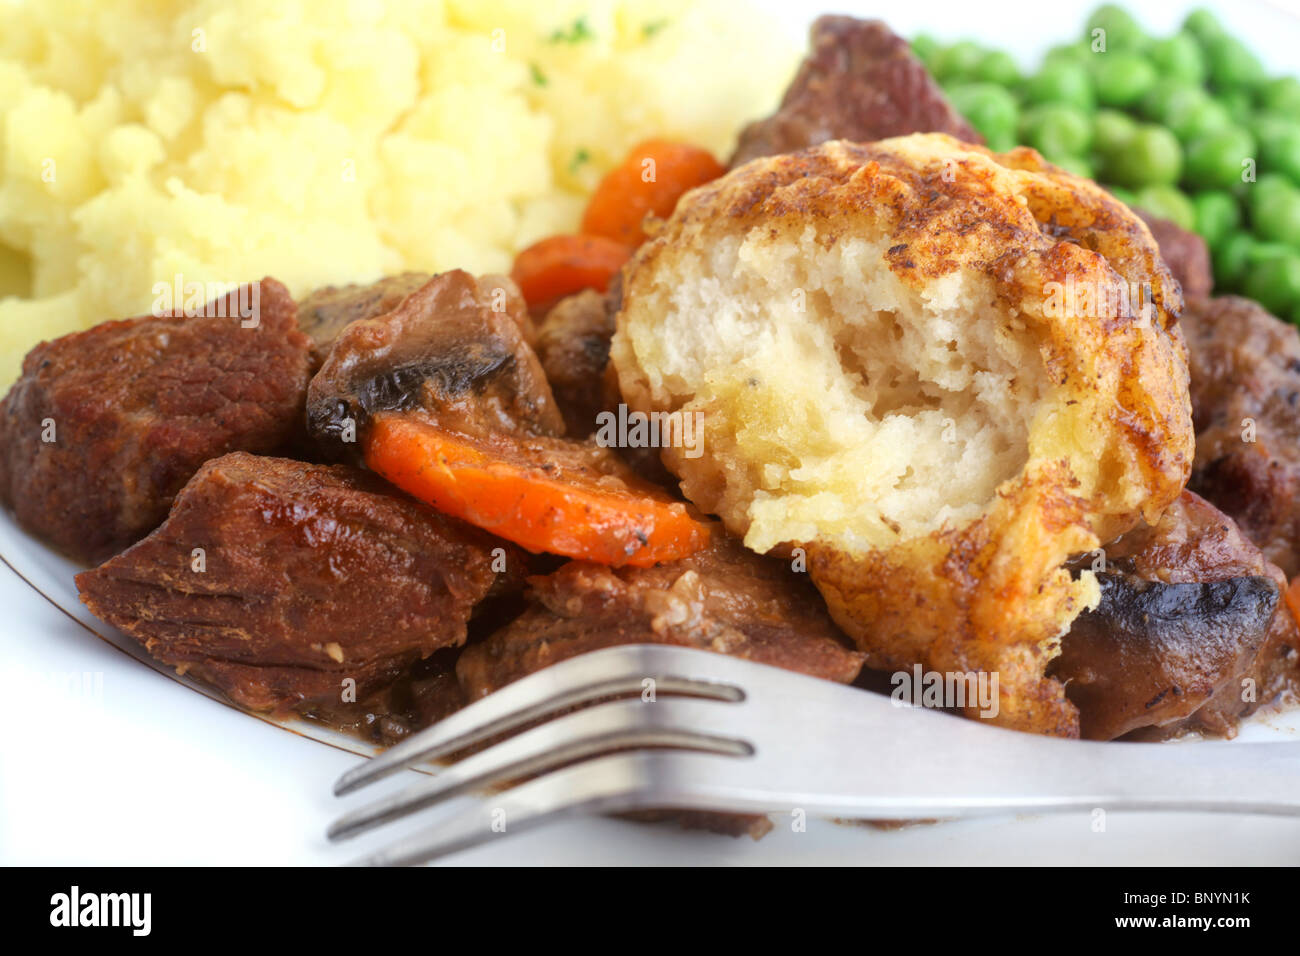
left=329, top=696, right=751, bottom=841
left=332, top=644, right=744, bottom=796
left=347, top=751, right=677, bottom=866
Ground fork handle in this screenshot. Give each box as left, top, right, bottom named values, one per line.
left=767, top=736, right=1300, bottom=819
left=984, top=739, right=1300, bottom=817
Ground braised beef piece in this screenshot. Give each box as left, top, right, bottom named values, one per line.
left=0, top=278, right=312, bottom=565
left=534, top=289, right=616, bottom=438
left=306, top=270, right=562, bottom=459
left=534, top=282, right=677, bottom=487
left=1136, top=210, right=1213, bottom=301
left=456, top=528, right=860, bottom=840
left=77, top=453, right=522, bottom=712
left=1182, top=295, right=1300, bottom=578
left=729, top=16, right=979, bottom=168
left=297, top=272, right=432, bottom=362
left=1053, top=491, right=1298, bottom=740
left=457, top=531, right=864, bottom=699
left=298, top=647, right=467, bottom=747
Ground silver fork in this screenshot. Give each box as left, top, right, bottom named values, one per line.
left=327, top=644, right=1300, bottom=865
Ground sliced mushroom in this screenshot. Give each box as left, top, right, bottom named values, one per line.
left=306, top=269, right=563, bottom=460
left=1054, top=571, right=1278, bottom=740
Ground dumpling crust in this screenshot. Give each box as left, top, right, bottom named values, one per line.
left=612, top=134, right=1194, bottom=737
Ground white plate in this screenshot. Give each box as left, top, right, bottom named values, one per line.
left=2, top=0, right=1299, bottom=865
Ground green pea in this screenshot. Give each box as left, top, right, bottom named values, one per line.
left=1182, top=9, right=1226, bottom=42
left=947, top=83, right=1020, bottom=148
left=1184, top=128, right=1256, bottom=190
left=1107, top=185, right=1138, bottom=207
left=1021, top=103, right=1093, bottom=157
left=1247, top=241, right=1294, bottom=265
left=1045, top=43, right=1094, bottom=67
left=1083, top=4, right=1146, bottom=50
left=1216, top=88, right=1253, bottom=118
left=932, top=41, right=985, bottom=83
left=1253, top=193, right=1300, bottom=248
left=1134, top=184, right=1195, bottom=229
left=972, top=50, right=1021, bottom=86
left=1147, top=34, right=1207, bottom=84
left=1248, top=173, right=1296, bottom=212
left=1139, top=79, right=1196, bottom=123
left=1055, top=154, right=1095, bottom=179
left=1257, top=77, right=1300, bottom=116
left=985, top=130, right=1019, bottom=153
left=1256, top=171, right=1294, bottom=191
left=1168, top=96, right=1231, bottom=144
left=1092, top=51, right=1157, bottom=107
left=1214, top=232, right=1255, bottom=285
left=1022, top=60, right=1095, bottom=111
left=1093, top=108, right=1138, bottom=156
left=1253, top=113, right=1293, bottom=144
left=1244, top=254, right=1300, bottom=316
left=1249, top=182, right=1300, bottom=248
left=910, top=34, right=941, bottom=67
left=1191, top=191, right=1241, bottom=250
left=1257, top=120, right=1300, bottom=185
left=1107, top=124, right=1183, bottom=187
left=1203, top=35, right=1266, bottom=91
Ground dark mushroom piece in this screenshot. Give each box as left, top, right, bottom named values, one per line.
left=1055, top=572, right=1277, bottom=741
left=305, top=269, right=563, bottom=461
left=1053, top=490, right=1298, bottom=740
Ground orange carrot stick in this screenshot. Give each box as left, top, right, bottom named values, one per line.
left=581, top=139, right=725, bottom=246
left=364, top=414, right=709, bottom=567
left=1286, top=577, right=1300, bottom=629
left=509, top=234, right=631, bottom=310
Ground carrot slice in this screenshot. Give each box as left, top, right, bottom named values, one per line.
left=1286, top=577, right=1300, bottom=629
left=509, top=234, right=631, bottom=310
left=581, top=139, right=725, bottom=246
left=364, top=414, right=709, bottom=567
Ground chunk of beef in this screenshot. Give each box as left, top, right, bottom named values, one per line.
left=1182, top=295, right=1300, bottom=578
left=534, top=283, right=678, bottom=488
left=306, top=270, right=562, bottom=459
left=297, top=272, right=432, bottom=362
left=1136, top=210, right=1213, bottom=301
left=77, top=453, right=522, bottom=712
left=535, top=289, right=616, bottom=438
left=1053, top=491, right=1298, bottom=740
left=457, top=531, right=864, bottom=699
left=729, top=16, right=979, bottom=168
left=297, top=647, right=467, bottom=747
left=455, top=526, right=857, bottom=842
left=0, top=278, right=312, bottom=565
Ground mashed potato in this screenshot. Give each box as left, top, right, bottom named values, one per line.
left=0, top=0, right=796, bottom=384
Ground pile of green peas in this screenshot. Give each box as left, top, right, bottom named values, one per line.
left=912, top=5, right=1300, bottom=325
